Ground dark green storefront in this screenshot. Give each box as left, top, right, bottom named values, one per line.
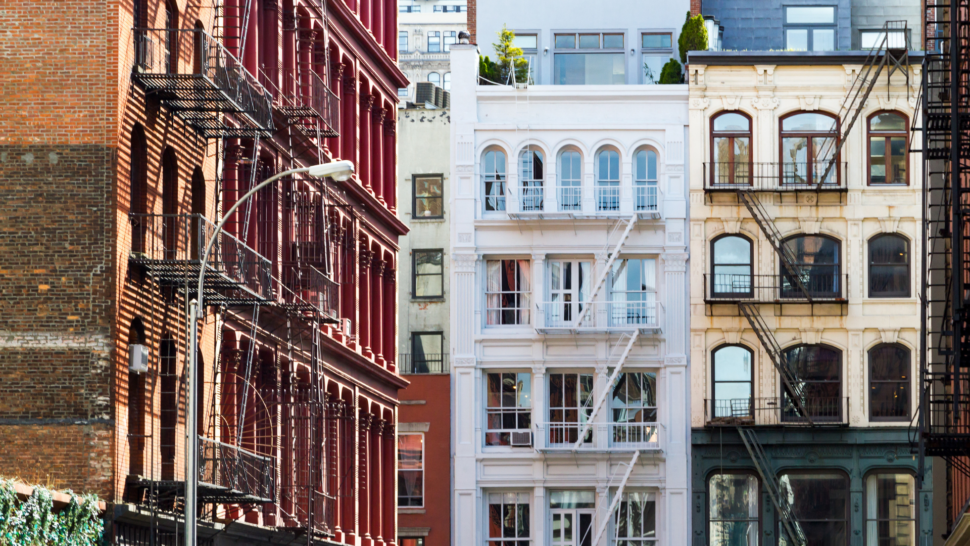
left=691, top=428, right=934, bottom=546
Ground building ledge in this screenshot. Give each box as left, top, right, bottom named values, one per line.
left=688, top=49, right=925, bottom=65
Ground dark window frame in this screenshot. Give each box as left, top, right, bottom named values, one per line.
left=776, top=470, right=850, bottom=545
left=862, top=469, right=918, bottom=546
left=397, top=432, right=424, bottom=507
left=707, top=470, right=762, bottom=543
left=867, top=110, right=910, bottom=186
left=780, top=234, right=842, bottom=299
left=781, top=344, right=843, bottom=422
left=868, top=343, right=911, bottom=422
left=412, top=173, right=444, bottom=219
left=710, top=110, right=754, bottom=187
left=710, top=233, right=754, bottom=298
left=778, top=110, right=842, bottom=187
left=711, top=344, right=755, bottom=419
left=411, top=331, right=444, bottom=374
left=868, top=233, right=911, bottom=298
left=411, top=249, right=444, bottom=299
left=783, top=6, right=838, bottom=51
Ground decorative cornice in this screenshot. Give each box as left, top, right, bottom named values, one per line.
left=751, top=96, right=780, bottom=110
left=452, top=253, right=478, bottom=273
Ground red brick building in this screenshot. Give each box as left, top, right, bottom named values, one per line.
left=0, top=0, right=406, bottom=544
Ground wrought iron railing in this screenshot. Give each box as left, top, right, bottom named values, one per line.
left=279, top=262, right=339, bottom=320
left=704, top=273, right=848, bottom=302
left=131, top=28, right=274, bottom=137
left=398, top=353, right=449, bottom=374
left=704, top=397, right=848, bottom=427
left=924, top=377, right=970, bottom=437
left=540, top=300, right=662, bottom=331
left=198, top=437, right=275, bottom=502
left=703, top=161, right=848, bottom=191
left=129, top=213, right=273, bottom=301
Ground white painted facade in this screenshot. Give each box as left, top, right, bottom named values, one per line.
left=397, top=0, right=467, bottom=100
left=448, top=41, right=691, bottom=546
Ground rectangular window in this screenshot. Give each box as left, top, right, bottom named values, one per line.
left=784, top=6, right=837, bottom=51
left=413, top=250, right=444, bottom=298
left=398, top=87, right=409, bottom=97
left=614, top=492, right=657, bottom=543
left=410, top=332, right=444, bottom=374
left=865, top=474, right=915, bottom=546
left=399, top=4, right=419, bottom=12
left=413, top=175, right=443, bottom=218
left=487, top=492, right=531, bottom=545
left=548, top=373, right=593, bottom=445
left=398, top=433, right=424, bottom=507
left=861, top=30, right=907, bottom=49
left=399, top=31, right=408, bottom=53
left=433, top=4, right=443, bottom=11
left=443, top=30, right=457, bottom=51
left=428, top=31, right=441, bottom=53
left=486, top=372, right=532, bottom=446
left=641, top=33, right=672, bottom=49
left=514, top=34, right=538, bottom=84
left=551, top=491, right=595, bottom=545
left=709, top=474, right=759, bottom=544
left=778, top=473, right=848, bottom=546
left=547, top=260, right=591, bottom=327
left=641, top=32, right=675, bottom=84
left=609, top=258, right=657, bottom=326
left=611, top=372, right=658, bottom=445
left=486, top=260, right=531, bottom=325
left=554, top=32, right=626, bottom=84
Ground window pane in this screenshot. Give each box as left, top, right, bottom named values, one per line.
left=642, top=34, right=671, bottom=48
left=710, top=474, right=759, bottom=519
left=555, top=34, right=576, bottom=48
left=428, top=72, right=440, bottom=86
left=710, top=522, right=759, bottom=546
left=549, top=490, right=596, bottom=509
left=413, top=333, right=442, bottom=361
left=871, top=113, right=907, bottom=131
left=779, top=473, right=848, bottom=520
left=714, top=113, right=750, bottom=132
left=787, top=28, right=809, bottom=51
left=867, top=474, right=915, bottom=519
left=603, top=34, right=624, bottom=48
left=714, top=347, right=752, bottom=381
left=642, top=54, right=666, bottom=84
left=787, top=6, right=835, bottom=23
left=579, top=34, right=600, bottom=49
left=870, top=344, right=910, bottom=380
left=890, top=137, right=907, bottom=183
left=812, top=28, right=835, bottom=51
left=398, top=434, right=423, bottom=469
left=514, top=35, right=537, bottom=49
left=714, top=237, right=751, bottom=265
left=783, top=113, right=837, bottom=132
left=555, top=53, right=626, bottom=85
left=870, top=137, right=887, bottom=184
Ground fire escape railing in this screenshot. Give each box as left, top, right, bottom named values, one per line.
left=704, top=273, right=848, bottom=303
left=132, top=28, right=275, bottom=138
left=703, top=161, right=848, bottom=191
left=197, top=437, right=276, bottom=503
left=278, top=262, right=340, bottom=321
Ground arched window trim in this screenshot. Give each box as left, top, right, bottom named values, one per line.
left=710, top=344, right=755, bottom=419
left=868, top=233, right=911, bottom=298
left=867, top=110, right=910, bottom=186
left=782, top=343, right=843, bottom=422
left=710, top=234, right=754, bottom=299
left=867, top=342, right=911, bottom=422
left=778, top=110, right=841, bottom=187
left=710, top=110, right=753, bottom=188
left=482, top=147, right=507, bottom=213
left=780, top=233, right=842, bottom=299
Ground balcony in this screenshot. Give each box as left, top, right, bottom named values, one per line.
left=534, top=422, right=661, bottom=453
left=702, top=161, right=849, bottom=193
left=398, top=353, right=449, bottom=374
left=278, top=263, right=340, bottom=322
left=276, top=71, right=340, bottom=138
left=703, top=397, right=849, bottom=427
left=537, top=300, right=663, bottom=334
left=704, top=273, right=848, bottom=307
left=922, top=375, right=970, bottom=455
left=131, top=28, right=274, bottom=138
left=197, top=437, right=275, bottom=503
left=129, top=213, right=273, bottom=305
left=506, top=185, right=662, bottom=220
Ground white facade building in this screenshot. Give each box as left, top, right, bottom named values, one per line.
left=448, top=12, right=691, bottom=544
left=398, top=0, right=467, bottom=101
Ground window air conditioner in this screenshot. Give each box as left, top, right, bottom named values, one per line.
left=129, top=344, right=150, bottom=374
left=510, top=431, right=532, bottom=447
left=342, top=318, right=353, bottom=338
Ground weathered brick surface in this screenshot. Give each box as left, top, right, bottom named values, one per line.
left=467, top=0, right=476, bottom=44
left=0, top=424, right=113, bottom=500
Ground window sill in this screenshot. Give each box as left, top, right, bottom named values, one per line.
left=398, top=508, right=426, bottom=514
left=863, top=297, right=916, bottom=303
left=411, top=297, right=446, bottom=303
left=411, top=217, right=446, bottom=223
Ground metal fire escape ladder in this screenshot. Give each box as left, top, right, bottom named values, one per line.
left=817, top=21, right=911, bottom=185
left=737, top=428, right=807, bottom=546
left=571, top=331, right=640, bottom=450
left=572, top=216, right=638, bottom=328
left=591, top=450, right=641, bottom=546
left=736, top=190, right=812, bottom=301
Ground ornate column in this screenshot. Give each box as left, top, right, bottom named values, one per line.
left=383, top=266, right=396, bottom=370
left=371, top=255, right=385, bottom=364
left=532, top=253, right=545, bottom=330
left=381, top=421, right=396, bottom=545
left=373, top=106, right=386, bottom=203
left=662, top=251, right=690, bottom=546
left=341, top=399, right=357, bottom=543
left=359, top=244, right=373, bottom=357
left=326, top=396, right=342, bottom=538
left=360, top=95, right=373, bottom=192
left=383, top=117, right=396, bottom=211
left=373, top=0, right=383, bottom=48
left=341, top=72, right=357, bottom=166
left=371, top=418, right=384, bottom=544
left=358, top=410, right=372, bottom=544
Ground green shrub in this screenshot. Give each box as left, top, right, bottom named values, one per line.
left=678, top=11, right=709, bottom=64
left=478, top=55, right=500, bottom=84
left=658, top=58, right=683, bottom=84
left=0, top=480, right=103, bottom=546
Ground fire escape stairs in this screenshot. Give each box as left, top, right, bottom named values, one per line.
left=737, top=428, right=807, bottom=546
left=592, top=449, right=641, bottom=546
left=570, top=331, right=640, bottom=451
left=572, top=216, right=639, bottom=329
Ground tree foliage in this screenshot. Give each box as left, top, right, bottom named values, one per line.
left=678, top=11, right=709, bottom=64
left=0, top=480, right=103, bottom=546
left=487, top=25, right=529, bottom=84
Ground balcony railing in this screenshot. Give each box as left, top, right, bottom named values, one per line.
left=704, top=273, right=848, bottom=303
left=635, top=185, right=659, bottom=212
left=704, top=397, right=849, bottom=427
left=924, top=378, right=970, bottom=439
left=596, top=186, right=620, bottom=212
left=279, top=263, right=339, bottom=321
left=398, top=353, right=449, bottom=374
left=198, top=437, right=275, bottom=503
left=131, top=28, right=274, bottom=138
left=520, top=185, right=544, bottom=212
left=129, top=213, right=273, bottom=303
left=535, top=422, right=660, bottom=451
left=539, top=300, right=663, bottom=332
left=558, top=186, right=582, bottom=211
left=280, top=71, right=340, bottom=138
left=702, top=161, right=848, bottom=191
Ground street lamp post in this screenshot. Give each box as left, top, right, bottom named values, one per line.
left=185, top=160, right=355, bottom=545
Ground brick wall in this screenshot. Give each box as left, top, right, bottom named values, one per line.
left=467, top=0, right=476, bottom=44
left=692, top=0, right=701, bottom=16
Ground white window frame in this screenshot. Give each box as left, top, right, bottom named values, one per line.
left=398, top=31, right=408, bottom=54
left=486, top=492, right=532, bottom=545
left=397, top=432, right=425, bottom=508
left=427, top=30, right=441, bottom=53
left=552, top=30, right=627, bottom=85
left=485, top=372, right=533, bottom=447
left=514, top=32, right=540, bottom=84
left=639, top=31, right=674, bottom=84
left=634, top=147, right=659, bottom=211
left=485, top=259, right=531, bottom=326
left=611, top=490, right=659, bottom=545
left=608, top=258, right=658, bottom=326
left=443, top=30, right=457, bottom=51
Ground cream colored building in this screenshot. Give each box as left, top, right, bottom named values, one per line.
left=686, top=51, right=934, bottom=545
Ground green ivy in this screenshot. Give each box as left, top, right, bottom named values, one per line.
left=0, top=480, right=103, bottom=546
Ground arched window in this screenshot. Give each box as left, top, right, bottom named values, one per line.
left=868, top=112, right=909, bottom=185
left=127, top=318, right=147, bottom=476
left=428, top=72, right=440, bottom=87
left=595, top=148, right=620, bottom=212
left=557, top=149, right=582, bottom=212
left=130, top=124, right=148, bottom=254
left=711, top=111, right=751, bottom=187
left=780, top=111, right=839, bottom=187
left=519, top=147, right=544, bottom=211
left=162, top=148, right=179, bottom=259
left=444, top=72, right=452, bottom=91
left=782, top=344, right=842, bottom=422
left=482, top=149, right=507, bottom=212
left=869, top=234, right=910, bottom=298
left=634, top=148, right=658, bottom=211
left=711, top=345, right=754, bottom=419
left=160, top=335, right=177, bottom=480
left=780, top=235, right=841, bottom=299
left=709, top=473, right=759, bottom=543
left=711, top=235, right=753, bottom=298
left=191, top=168, right=206, bottom=258
left=869, top=343, right=910, bottom=421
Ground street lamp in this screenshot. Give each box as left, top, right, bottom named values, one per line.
left=184, top=160, right=354, bottom=545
